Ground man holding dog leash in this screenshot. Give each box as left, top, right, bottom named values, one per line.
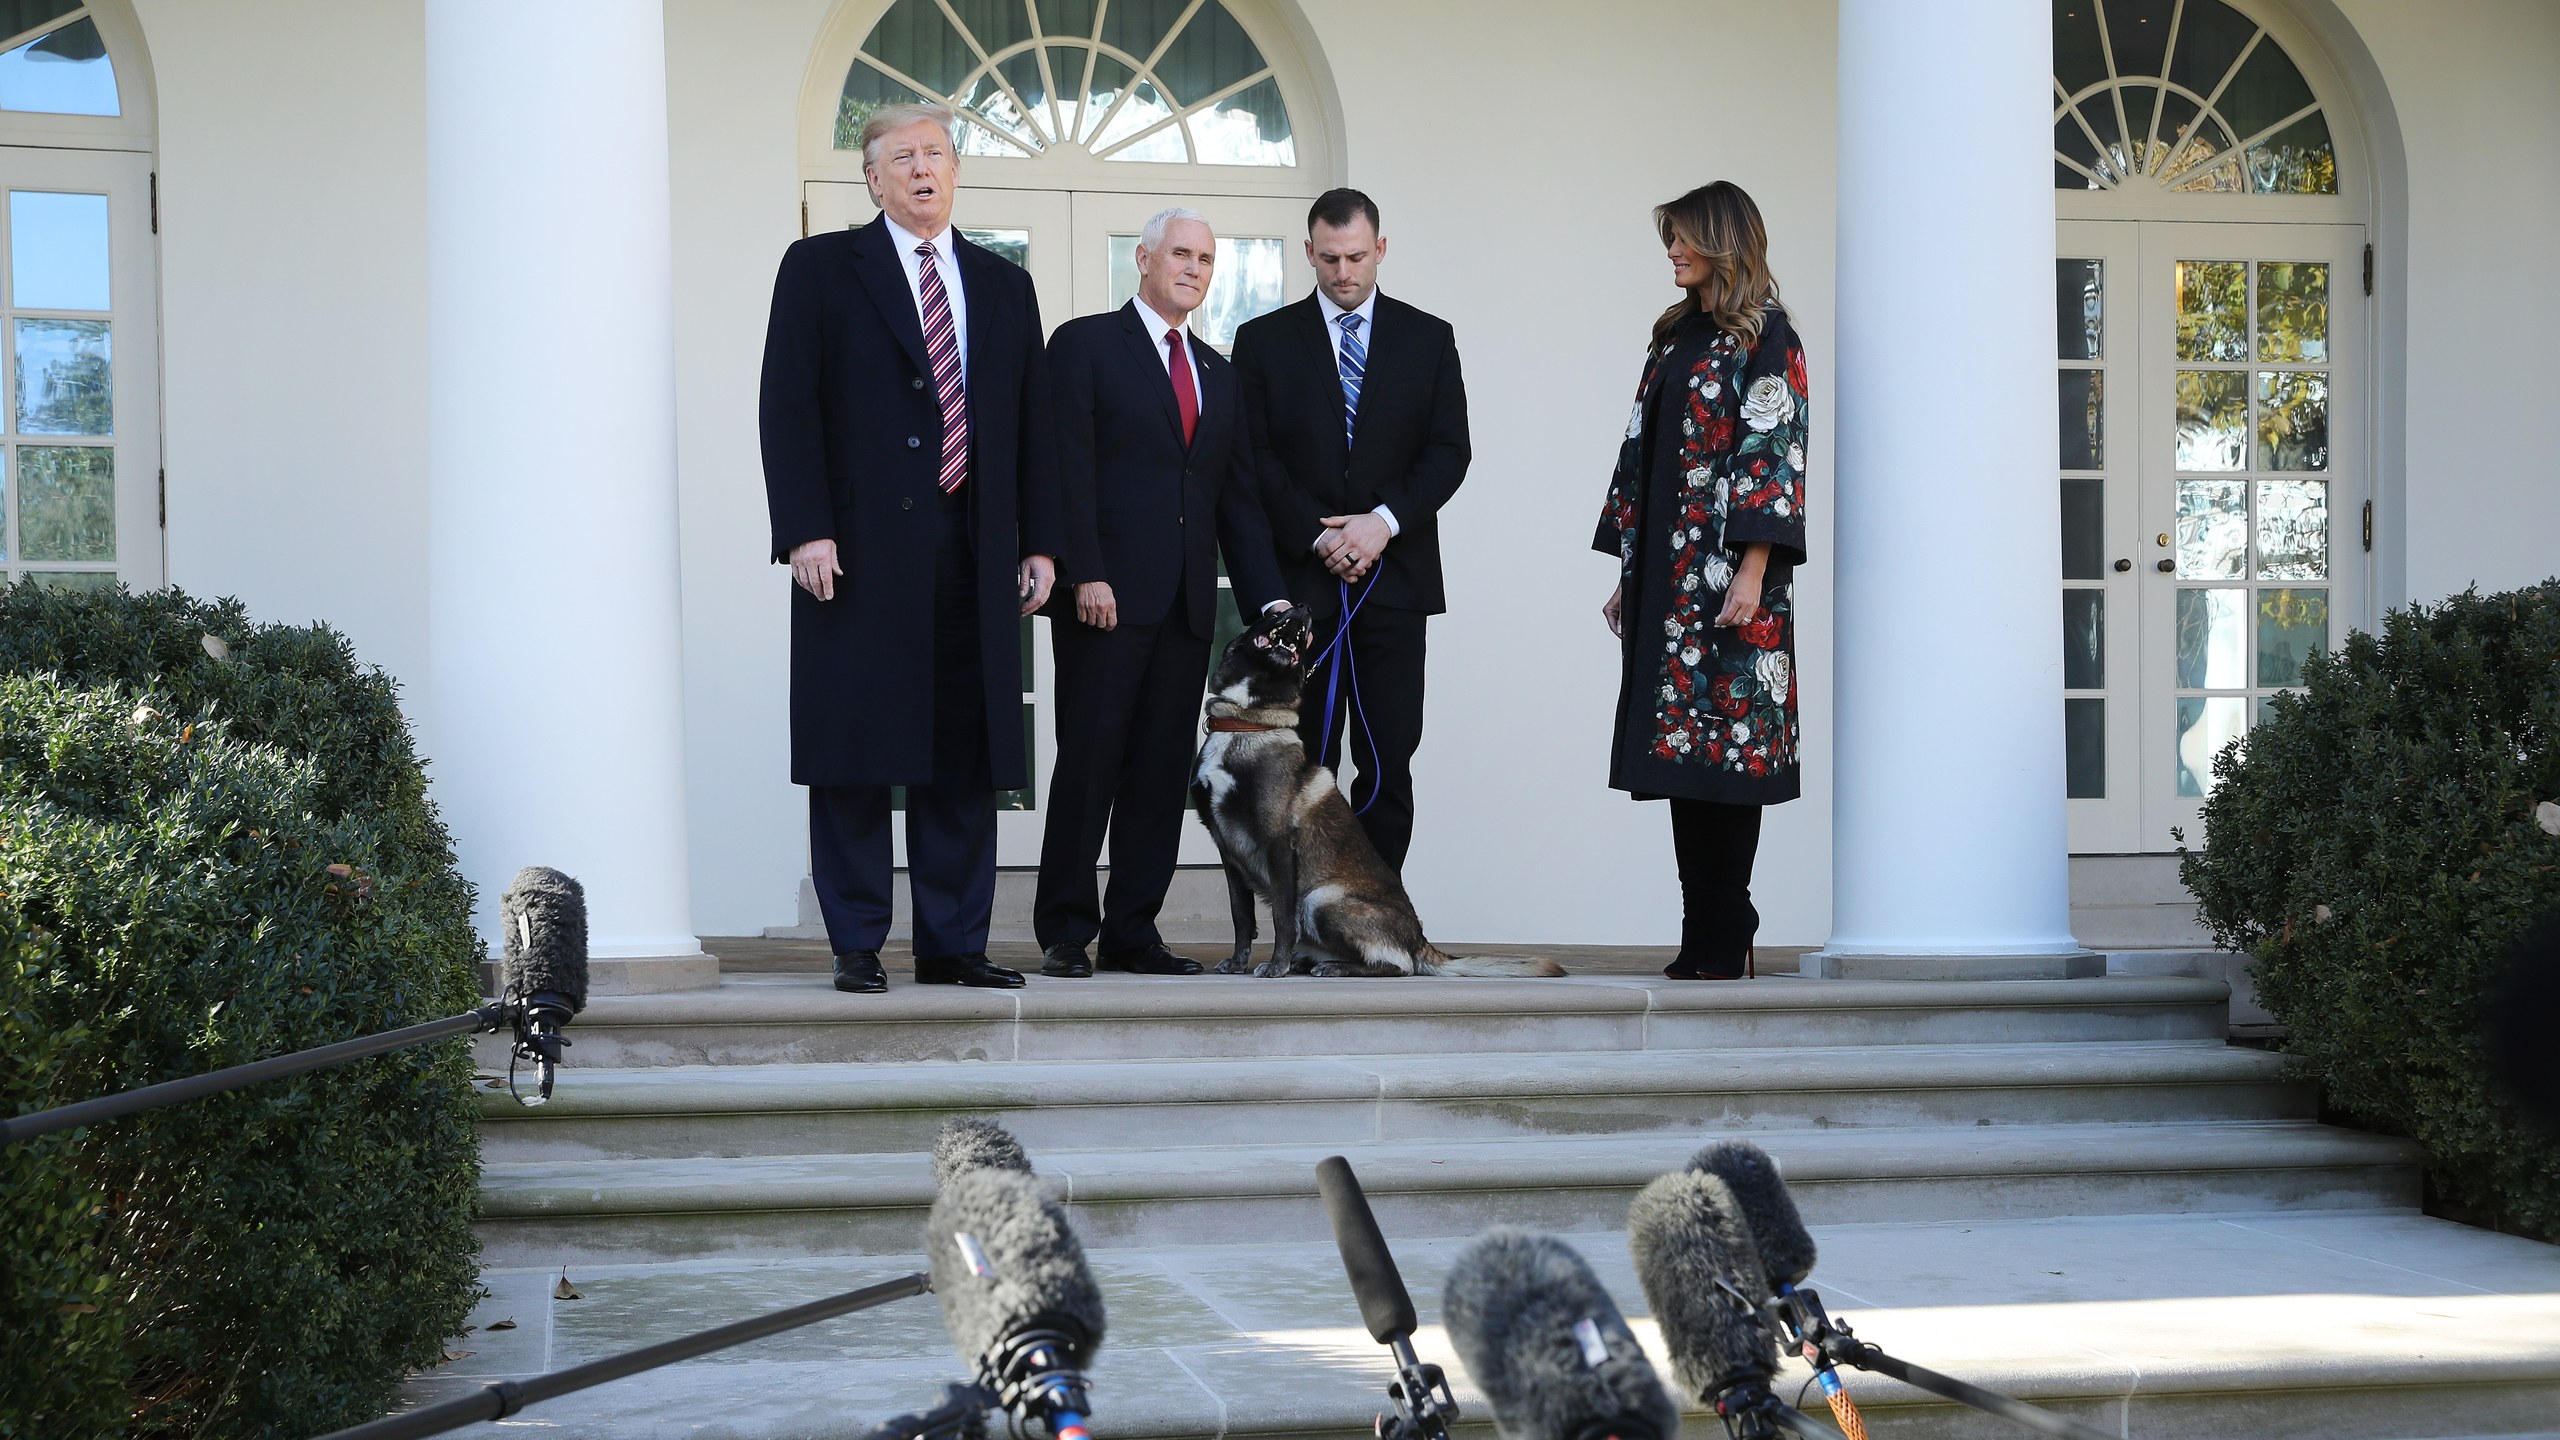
left=1232, top=188, right=1473, bottom=874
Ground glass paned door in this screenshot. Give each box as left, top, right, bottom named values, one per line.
left=2058, top=221, right=2144, bottom=852
left=1, top=146, right=155, bottom=591
left=2137, top=220, right=2362, bottom=844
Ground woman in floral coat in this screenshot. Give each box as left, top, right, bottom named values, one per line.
left=1595, top=181, right=1808, bottom=980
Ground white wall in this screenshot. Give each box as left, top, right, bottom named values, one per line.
left=139, top=0, right=430, bottom=691
left=2332, top=0, right=2560, bottom=605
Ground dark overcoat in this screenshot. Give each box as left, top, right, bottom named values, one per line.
left=759, top=216, right=1062, bottom=788
left=1594, top=307, right=1811, bottom=805
left=1048, top=302, right=1287, bottom=636
left=1231, top=292, right=1470, bottom=616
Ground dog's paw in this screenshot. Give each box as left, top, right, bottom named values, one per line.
left=1212, top=956, right=1253, bottom=975
left=1251, top=959, right=1291, bottom=979
left=1309, top=961, right=1359, bottom=977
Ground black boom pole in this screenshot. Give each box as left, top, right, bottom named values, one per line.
left=315, top=1272, right=936, bottom=1440
left=0, top=1002, right=513, bottom=1146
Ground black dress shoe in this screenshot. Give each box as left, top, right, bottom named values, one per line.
left=914, top=953, right=1027, bottom=989
left=1098, top=942, right=1205, bottom=976
left=832, top=950, right=887, bottom=993
left=1039, top=943, right=1093, bottom=978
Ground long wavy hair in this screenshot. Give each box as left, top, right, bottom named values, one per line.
left=1651, top=181, right=1781, bottom=352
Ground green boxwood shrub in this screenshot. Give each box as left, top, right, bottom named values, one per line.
left=0, top=585, right=484, bottom=1437
left=2181, top=579, right=2560, bottom=1238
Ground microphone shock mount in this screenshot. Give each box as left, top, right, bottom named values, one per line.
left=1372, top=1332, right=1458, bottom=1440
left=981, top=1327, right=1094, bottom=1440
left=505, top=995, right=575, bottom=1107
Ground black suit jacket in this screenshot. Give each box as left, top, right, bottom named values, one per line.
left=1231, top=292, right=1470, bottom=615
left=1049, top=302, right=1286, bottom=637
left=759, top=216, right=1062, bottom=788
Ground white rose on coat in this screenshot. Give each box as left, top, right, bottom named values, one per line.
left=1702, top=552, right=1736, bottom=593
left=1742, top=375, right=1795, bottom=432
left=1755, top=649, right=1792, bottom=706
left=1787, top=442, right=1806, bottom=473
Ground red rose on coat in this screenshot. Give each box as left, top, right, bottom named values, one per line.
left=1740, top=610, right=1785, bottom=650
left=1711, top=675, right=1750, bottom=718
left=1702, top=416, right=1735, bottom=453
left=1748, top=755, right=1770, bottom=777
left=1787, top=347, right=1808, bottom=397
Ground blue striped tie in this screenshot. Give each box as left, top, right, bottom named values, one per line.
left=1337, top=312, right=1365, bottom=450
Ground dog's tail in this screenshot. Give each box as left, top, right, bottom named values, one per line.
left=1413, top=943, right=1566, bottom=978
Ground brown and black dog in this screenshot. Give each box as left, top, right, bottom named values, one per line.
left=1189, top=605, right=1562, bottom=978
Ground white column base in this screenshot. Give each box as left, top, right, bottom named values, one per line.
left=1801, top=949, right=2103, bottom=981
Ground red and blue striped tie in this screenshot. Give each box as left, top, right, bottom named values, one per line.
left=916, top=241, right=969, bottom=493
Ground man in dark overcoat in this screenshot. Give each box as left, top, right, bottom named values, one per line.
left=1031, top=208, right=1290, bottom=979
left=1232, top=188, right=1470, bottom=873
left=758, top=102, right=1060, bottom=993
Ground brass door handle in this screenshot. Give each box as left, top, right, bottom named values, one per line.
left=2156, top=558, right=2176, bottom=573
left=2113, top=559, right=2133, bottom=573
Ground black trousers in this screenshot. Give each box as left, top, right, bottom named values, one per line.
left=807, top=497, right=997, bottom=960
left=1032, top=610, right=1212, bottom=954
left=1296, top=601, right=1427, bottom=872
left=1671, top=798, right=1764, bottom=975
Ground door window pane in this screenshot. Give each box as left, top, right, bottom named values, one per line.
left=2175, top=261, right=2246, bottom=361
left=9, top=190, right=108, bottom=310
left=958, top=227, right=1029, bottom=270
left=14, top=317, right=109, bottom=434
left=16, top=444, right=113, bottom=561
left=2175, top=696, right=2245, bottom=797
left=2066, top=697, right=2105, bottom=799
left=1190, top=76, right=1294, bottom=167
left=2256, top=370, right=2328, bottom=471
left=2060, top=477, right=2103, bottom=580
left=2248, top=112, right=2338, bottom=195
left=2174, top=370, right=2247, bottom=471
left=2256, top=478, right=2328, bottom=580
left=2057, top=258, right=2102, bottom=360
left=2176, top=479, right=2246, bottom=578
left=2062, top=589, right=2104, bottom=690
left=2175, top=587, right=2246, bottom=688
left=0, top=16, right=118, bottom=117
left=2058, top=369, right=2102, bottom=470
left=2256, top=588, right=2328, bottom=687
left=2256, top=262, right=2329, bottom=363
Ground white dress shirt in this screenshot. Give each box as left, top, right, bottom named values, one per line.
left=884, top=215, right=966, bottom=374
left=1130, top=294, right=1205, bottom=414
left=1315, top=286, right=1399, bottom=542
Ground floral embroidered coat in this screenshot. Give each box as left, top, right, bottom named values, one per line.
left=1593, top=307, right=1810, bottom=805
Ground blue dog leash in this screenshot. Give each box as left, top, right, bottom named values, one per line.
left=1312, top=571, right=1383, bottom=816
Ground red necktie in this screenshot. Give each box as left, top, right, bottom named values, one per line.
left=1166, top=328, right=1199, bottom=447
left=916, top=241, right=969, bottom=493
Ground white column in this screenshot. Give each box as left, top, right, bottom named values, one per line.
left=425, top=0, right=711, bottom=992
left=1819, top=0, right=2089, bottom=978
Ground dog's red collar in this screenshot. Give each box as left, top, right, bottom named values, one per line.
left=1206, top=715, right=1285, bottom=733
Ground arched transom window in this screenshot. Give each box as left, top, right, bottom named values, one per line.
left=2054, top=0, right=2336, bottom=195
left=0, top=2, right=121, bottom=118
left=838, top=0, right=1295, bottom=168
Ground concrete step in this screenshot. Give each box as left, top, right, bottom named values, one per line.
left=476, top=1042, right=2309, bottom=1163
left=402, top=1212, right=2560, bottom=1440
left=482, top=972, right=2233, bottom=1069
left=474, top=1121, right=2419, bottom=1266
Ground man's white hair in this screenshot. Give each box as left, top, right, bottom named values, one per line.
left=1140, top=206, right=1213, bottom=252
left=858, top=102, right=959, bottom=168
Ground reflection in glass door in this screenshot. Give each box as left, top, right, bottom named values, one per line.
left=0, top=147, right=155, bottom=591
left=2140, top=221, right=2362, bottom=845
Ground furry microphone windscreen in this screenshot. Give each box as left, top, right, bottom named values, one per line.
left=1442, top=1228, right=1681, bottom=1440
left=499, top=866, right=589, bottom=1013
left=927, top=1169, right=1106, bottom=1369
left=1689, top=1139, right=1816, bottom=1287
left=1628, top=1170, right=1778, bottom=1400
left=933, top=1117, right=1035, bottom=1190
